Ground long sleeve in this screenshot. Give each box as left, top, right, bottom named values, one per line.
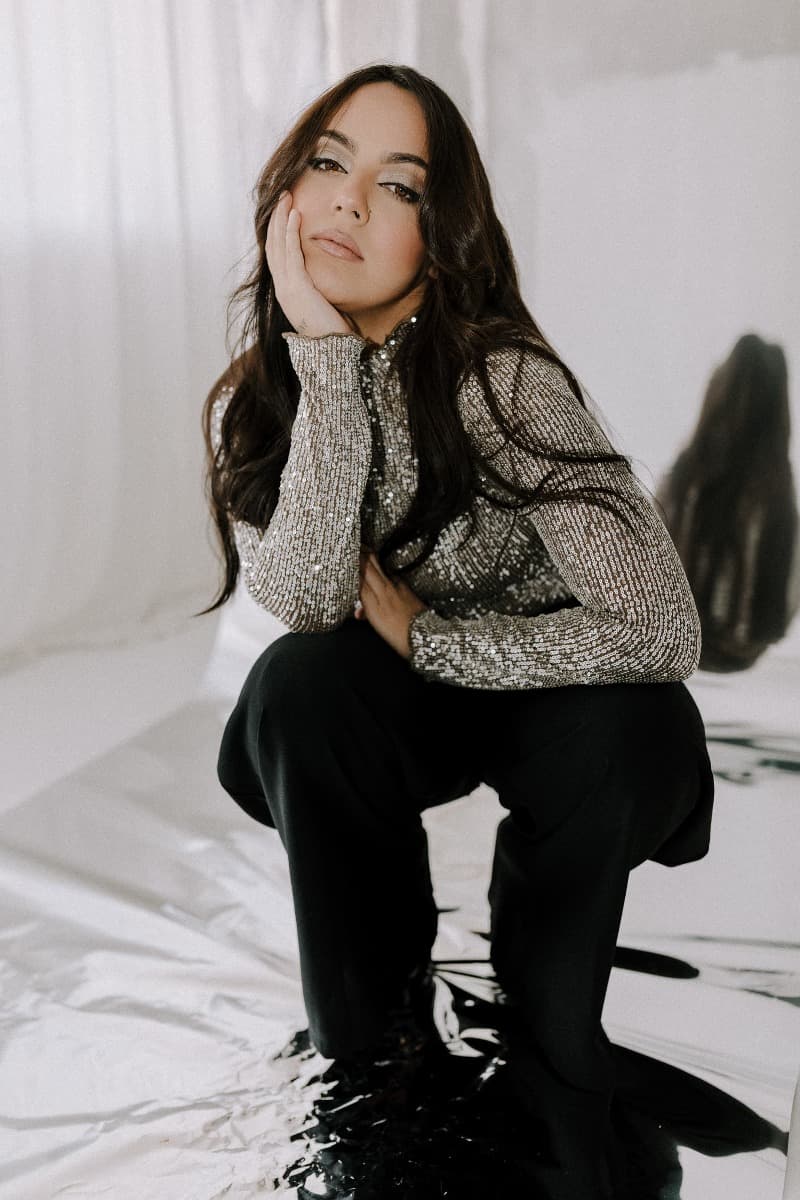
left=211, top=333, right=372, bottom=632
left=407, top=348, right=702, bottom=690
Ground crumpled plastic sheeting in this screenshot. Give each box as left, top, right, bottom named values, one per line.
left=0, top=696, right=796, bottom=1198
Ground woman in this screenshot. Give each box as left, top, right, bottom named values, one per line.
left=658, top=333, right=799, bottom=672
left=201, top=63, right=714, bottom=1198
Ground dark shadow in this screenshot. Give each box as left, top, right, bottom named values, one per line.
left=658, top=333, right=798, bottom=673
left=612, top=945, right=700, bottom=979
left=705, top=726, right=800, bottom=783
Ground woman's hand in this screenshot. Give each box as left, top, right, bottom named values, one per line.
left=266, top=192, right=354, bottom=338
left=356, top=549, right=429, bottom=660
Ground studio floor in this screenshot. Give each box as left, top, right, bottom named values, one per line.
left=1, top=593, right=798, bottom=1198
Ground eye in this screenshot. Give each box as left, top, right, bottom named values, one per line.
left=308, top=156, right=344, bottom=172
left=381, top=182, right=422, bottom=205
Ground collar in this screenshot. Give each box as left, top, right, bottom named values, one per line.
left=362, top=311, right=419, bottom=359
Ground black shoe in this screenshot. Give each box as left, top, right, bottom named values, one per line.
left=269, top=999, right=442, bottom=1126
left=282, top=970, right=446, bottom=1198
left=311, top=968, right=445, bottom=1129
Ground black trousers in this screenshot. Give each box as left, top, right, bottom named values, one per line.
left=217, top=615, right=713, bottom=1179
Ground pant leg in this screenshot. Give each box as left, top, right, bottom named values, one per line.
left=480, top=680, right=711, bottom=1196
left=217, top=616, right=479, bottom=1060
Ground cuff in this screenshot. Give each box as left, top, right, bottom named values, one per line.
left=407, top=607, right=450, bottom=679
left=282, top=330, right=365, bottom=391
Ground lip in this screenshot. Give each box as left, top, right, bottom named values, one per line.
left=311, top=229, right=363, bottom=261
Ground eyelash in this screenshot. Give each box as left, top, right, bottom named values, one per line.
left=307, top=156, right=421, bottom=205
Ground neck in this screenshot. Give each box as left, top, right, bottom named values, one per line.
left=345, top=289, right=426, bottom=347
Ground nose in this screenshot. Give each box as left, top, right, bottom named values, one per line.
left=336, top=202, right=367, bottom=221
left=332, top=178, right=369, bottom=223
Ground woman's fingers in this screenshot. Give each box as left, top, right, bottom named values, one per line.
left=360, top=551, right=384, bottom=581
left=266, top=191, right=350, bottom=337
left=265, top=192, right=290, bottom=282
left=285, top=207, right=306, bottom=281
left=358, top=552, right=376, bottom=593
left=359, top=554, right=393, bottom=607
left=358, top=552, right=371, bottom=587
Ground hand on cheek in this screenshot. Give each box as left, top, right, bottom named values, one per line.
left=356, top=549, right=429, bottom=660
left=265, top=192, right=352, bottom=338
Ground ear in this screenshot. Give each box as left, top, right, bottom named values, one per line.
left=427, top=263, right=439, bottom=280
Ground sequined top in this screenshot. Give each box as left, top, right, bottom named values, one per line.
left=209, top=314, right=701, bottom=690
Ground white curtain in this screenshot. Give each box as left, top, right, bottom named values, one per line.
left=3, top=0, right=799, bottom=667
left=0, top=0, right=330, bottom=664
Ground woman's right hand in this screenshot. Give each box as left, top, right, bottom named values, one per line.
left=266, top=192, right=354, bottom=339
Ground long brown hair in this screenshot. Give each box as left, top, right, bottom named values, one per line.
left=658, top=333, right=797, bottom=670
left=199, top=63, right=633, bottom=614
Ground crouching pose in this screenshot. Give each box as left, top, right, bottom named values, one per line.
left=202, top=63, right=714, bottom=1199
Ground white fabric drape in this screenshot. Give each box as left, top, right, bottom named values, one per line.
left=1, top=0, right=329, bottom=664
left=2, top=0, right=799, bottom=668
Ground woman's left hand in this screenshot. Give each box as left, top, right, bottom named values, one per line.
left=356, top=549, right=429, bottom=659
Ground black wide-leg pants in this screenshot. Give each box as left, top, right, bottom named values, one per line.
left=217, top=615, right=712, bottom=1184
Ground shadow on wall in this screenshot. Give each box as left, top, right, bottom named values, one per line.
left=658, top=333, right=800, bottom=672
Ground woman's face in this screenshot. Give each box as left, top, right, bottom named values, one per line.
left=289, top=82, right=432, bottom=344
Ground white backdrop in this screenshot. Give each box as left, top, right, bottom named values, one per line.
left=2, top=8, right=800, bottom=1195
left=2, top=0, right=799, bottom=666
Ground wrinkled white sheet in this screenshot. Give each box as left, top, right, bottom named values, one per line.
left=1, top=638, right=797, bottom=1197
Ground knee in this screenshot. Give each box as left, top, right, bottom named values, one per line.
left=253, top=630, right=313, bottom=688
left=573, top=685, right=705, bottom=856
left=577, top=683, right=691, bottom=772
left=244, top=628, right=336, bottom=709
left=241, top=620, right=373, bottom=723
left=528, top=685, right=695, bottom=824
left=216, top=632, right=338, bottom=820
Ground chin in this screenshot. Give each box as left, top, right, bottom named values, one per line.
left=304, top=267, right=348, bottom=306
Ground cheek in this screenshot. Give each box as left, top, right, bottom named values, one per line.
left=290, top=182, right=320, bottom=256
left=380, top=223, right=426, bottom=275
left=289, top=177, right=310, bottom=215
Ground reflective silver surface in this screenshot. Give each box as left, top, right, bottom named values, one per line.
left=0, top=650, right=797, bottom=1197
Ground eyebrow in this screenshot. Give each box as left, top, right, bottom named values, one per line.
left=317, top=129, right=428, bottom=171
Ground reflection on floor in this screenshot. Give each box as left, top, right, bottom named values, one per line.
left=0, top=624, right=797, bottom=1198
left=275, top=961, right=786, bottom=1198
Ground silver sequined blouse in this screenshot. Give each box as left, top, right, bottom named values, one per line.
left=209, top=314, right=701, bottom=690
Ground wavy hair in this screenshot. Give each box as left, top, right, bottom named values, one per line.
left=199, top=63, right=633, bottom=614
left=658, top=333, right=797, bottom=670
